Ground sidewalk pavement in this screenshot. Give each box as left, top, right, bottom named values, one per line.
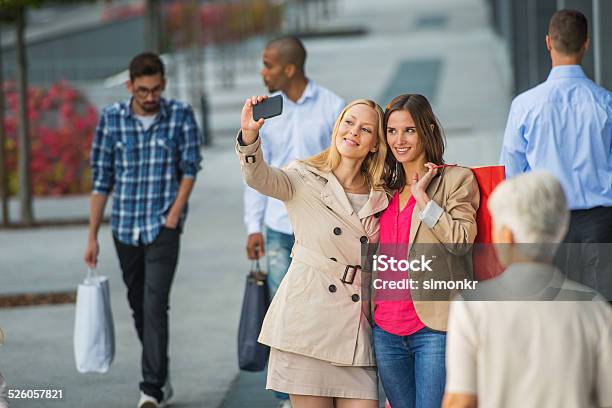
left=0, top=136, right=247, bottom=407
left=0, top=0, right=512, bottom=407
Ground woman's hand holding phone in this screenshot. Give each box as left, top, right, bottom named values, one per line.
left=240, top=95, right=268, bottom=145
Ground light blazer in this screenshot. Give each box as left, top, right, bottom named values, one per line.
left=399, top=166, right=480, bottom=331
left=237, top=136, right=389, bottom=366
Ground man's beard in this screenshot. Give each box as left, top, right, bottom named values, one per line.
left=139, top=101, right=160, bottom=114
left=264, top=81, right=277, bottom=93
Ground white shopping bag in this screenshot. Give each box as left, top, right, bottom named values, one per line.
left=73, top=268, right=115, bottom=373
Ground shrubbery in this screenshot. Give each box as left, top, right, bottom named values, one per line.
left=2, top=80, right=98, bottom=196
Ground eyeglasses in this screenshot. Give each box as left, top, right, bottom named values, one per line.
left=134, top=86, right=163, bottom=98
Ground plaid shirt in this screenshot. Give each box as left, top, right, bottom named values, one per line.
left=91, top=98, right=202, bottom=245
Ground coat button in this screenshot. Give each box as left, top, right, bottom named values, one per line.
left=360, top=235, right=368, bottom=244
left=329, top=284, right=337, bottom=293
left=351, top=294, right=360, bottom=302
left=333, top=227, right=342, bottom=235
left=330, top=257, right=337, bottom=262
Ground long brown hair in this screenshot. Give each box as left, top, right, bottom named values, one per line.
left=303, top=99, right=387, bottom=191
left=383, top=94, right=445, bottom=191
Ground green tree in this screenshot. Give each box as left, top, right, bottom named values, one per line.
left=144, top=0, right=163, bottom=53
left=0, top=0, right=162, bottom=225
left=0, top=0, right=95, bottom=225
left=0, top=26, right=8, bottom=226
left=0, top=3, right=35, bottom=224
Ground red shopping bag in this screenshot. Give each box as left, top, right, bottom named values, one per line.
left=470, top=166, right=505, bottom=280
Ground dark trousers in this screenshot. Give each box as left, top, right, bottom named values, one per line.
left=113, top=227, right=180, bottom=402
left=556, top=206, right=612, bottom=300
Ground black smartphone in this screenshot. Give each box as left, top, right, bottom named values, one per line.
left=253, top=95, right=283, bottom=121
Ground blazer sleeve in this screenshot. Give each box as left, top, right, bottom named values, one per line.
left=426, top=169, right=480, bottom=255
left=235, top=132, right=295, bottom=202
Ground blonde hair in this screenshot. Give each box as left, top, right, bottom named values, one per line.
left=303, top=99, right=387, bottom=190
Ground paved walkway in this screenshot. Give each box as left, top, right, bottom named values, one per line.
left=0, top=0, right=511, bottom=407
left=0, top=137, right=246, bottom=407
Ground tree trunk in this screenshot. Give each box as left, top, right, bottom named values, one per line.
left=15, top=6, right=33, bottom=225
left=145, top=0, right=163, bottom=53
left=0, top=25, right=9, bottom=227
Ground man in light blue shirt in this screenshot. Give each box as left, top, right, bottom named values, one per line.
left=242, top=36, right=344, bottom=406
left=499, top=9, right=612, bottom=299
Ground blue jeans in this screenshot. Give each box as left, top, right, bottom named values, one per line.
left=265, top=228, right=295, bottom=401
left=373, top=325, right=446, bottom=408
left=265, top=228, right=295, bottom=297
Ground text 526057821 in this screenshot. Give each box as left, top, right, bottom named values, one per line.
left=8, top=389, right=63, bottom=399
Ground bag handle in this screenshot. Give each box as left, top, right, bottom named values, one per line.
left=85, top=267, right=99, bottom=284
left=249, top=256, right=267, bottom=285
left=431, top=163, right=458, bottom=169
left=251, top=258, right=261, bottom=273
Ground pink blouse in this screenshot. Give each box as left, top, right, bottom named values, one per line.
left=374, top=191, right=426, bottom=336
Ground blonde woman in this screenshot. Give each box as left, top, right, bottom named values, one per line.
left=237, top=96, right=389, bottom=408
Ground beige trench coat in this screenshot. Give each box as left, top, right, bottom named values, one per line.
left=237, top=136, right=389, bottom=366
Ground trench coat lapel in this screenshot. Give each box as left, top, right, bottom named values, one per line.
left=408, top=170, right=445, bottom=244
left=305, top=164, right=389, bottom=234
left=358, top=190, right=389, bottom=220
left=321, top=172, right=367, bottom=234
left=321, top=172, right=353, bottom=217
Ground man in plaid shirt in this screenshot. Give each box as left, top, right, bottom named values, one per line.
left=84, top=53, right=202, bottom=408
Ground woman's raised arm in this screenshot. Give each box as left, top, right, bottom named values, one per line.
left=236, top=96, right=295, bottom=202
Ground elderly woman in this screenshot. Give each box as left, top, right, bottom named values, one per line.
left=443, top=171, right=612, bottom=408
left=237, top=96, right=389, bottom=408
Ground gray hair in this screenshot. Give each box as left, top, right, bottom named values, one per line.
left=488, top=171, right=569, bottom=245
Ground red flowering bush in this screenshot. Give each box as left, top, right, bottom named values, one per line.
left=165, top=0, right=283, bottom=48
left=101, top=1, right=283, bottom=50
left=2, top=80, right=98, bottom=196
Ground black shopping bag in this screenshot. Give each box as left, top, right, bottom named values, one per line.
left=237, top=260, right=271, bottom=372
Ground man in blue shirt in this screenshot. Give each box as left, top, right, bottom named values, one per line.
left=243, top=37, right=344, bottom=407
left=499, top=9, right=612, bottom=299
left=84, top=53, right=202, bottom=408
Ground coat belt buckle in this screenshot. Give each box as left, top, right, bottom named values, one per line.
left=341, top=265, right=361, bottom=284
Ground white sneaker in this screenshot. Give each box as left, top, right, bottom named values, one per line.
left=137, top=376, right=172, bottom=408
left=277, top=400, right=292, bottom=408
left=137, top=391, right=160, bottom=408
left=162, top=376, right=173, bottom=405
